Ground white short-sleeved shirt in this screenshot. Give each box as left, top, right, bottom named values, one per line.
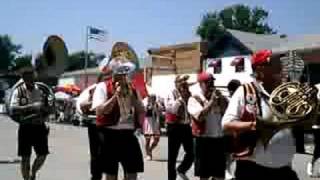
left=165, top=90, right=190, bottom=124
left=91, top=82, right=135, bottom=130
left=76, top=84, right=97, bottom=122
left=221, top=81, right=295, bottom=168
left=10, top=83, right=45, bottom=124
left=188, top=93, right=223, bottom=138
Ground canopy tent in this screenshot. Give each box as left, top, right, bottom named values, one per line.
left=55, top=84, right=81, bottom=95
left=54, top=91, right=72, bottom=100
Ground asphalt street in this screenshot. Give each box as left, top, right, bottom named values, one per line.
left=0, top=115, right=319, bottom=180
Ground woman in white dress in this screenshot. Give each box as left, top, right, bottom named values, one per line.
left=143, top=94, right=161, bottom=160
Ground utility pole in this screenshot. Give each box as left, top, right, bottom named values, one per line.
left=84, top=26, right=89, bottom=88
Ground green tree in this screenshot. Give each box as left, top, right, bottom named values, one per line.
left=197, top=4, right=276, bottom=41
left=11, top=54, right=32, bottom=71
left=0, top=35, right=22, bottom=72
left=66, top=51, right=105, bottom=72
left=196, top=12, right=226, bottom=43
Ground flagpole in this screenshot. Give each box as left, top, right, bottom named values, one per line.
left=84, top=26, right=89, bottom=88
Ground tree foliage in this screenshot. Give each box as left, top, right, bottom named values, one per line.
left=197, top=4, right=276, bottom=41
left=11, top=54, right=32, bottom=71
left=66, top=51, right=105, bottom=72
left=0, top=35, right=22, bottom=72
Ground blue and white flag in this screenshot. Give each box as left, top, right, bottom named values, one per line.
left=88, top=26, right=107, bottom=41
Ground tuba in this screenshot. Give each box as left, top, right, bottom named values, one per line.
left=7, top=35, right=68, bottom=122
left=258, top=51, right=319, bottom=148
left=110, top=42, right=139, bottom=98
left=76, top=42, right=143, bottom=122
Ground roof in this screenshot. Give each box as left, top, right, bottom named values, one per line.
left=147, top=30, right=288, bottom=55
left=227, top=29, right=320, bottom=55
left=226, top=29, right=288, bottom=52
left=272, top=34, right=320, bottom=55
left=147, top=42, right=201, bottom=54
left=60, top=67, right=99, bottom=77
left=147, top=29, right=320, bottom=58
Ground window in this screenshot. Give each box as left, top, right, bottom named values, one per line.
left=231, top=57, right=245, bottom=72
left=208, top=59, right=222, bottom=74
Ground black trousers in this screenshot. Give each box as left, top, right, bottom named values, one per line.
left=167, top=124, right=194, bottom=180
left=88, top=124, right=103, bottom=180
left=313, top=129, right=320, bottom=162
left=292, top=127, right=305, bottom=153
left=235, top=160, right=299, bottom=180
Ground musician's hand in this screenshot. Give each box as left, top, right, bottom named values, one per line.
left=250, top=121, right=256, bottom=131
left=80, top=102, right=92, bottom=114
left=173, top=90, right=180, bottom=100
left=115, top=82, right=122, bottom=96
left=210, top=90, right=218, bottom=100
left=30, top=102, right=42, bottom=110
left=135, top=128, right=143, bottom=136
left=216, top=89, right=222, bottom=97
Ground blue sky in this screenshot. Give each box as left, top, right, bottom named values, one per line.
left=1, top=0, right=320, bottom=57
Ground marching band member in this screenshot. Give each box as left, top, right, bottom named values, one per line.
left=166, top=75, right=194, bottom=180
left=227, top=79, right=241, bottom=97
left=307, top=123, right=320, bottom=177
left=143, top=94, right=161, bottom=161
left=10, top=60, right=50, bottom=180
left=91, top=58, right=144, bottom=180
left=76, top=73, right=107, bottom=180
left=222, top=50, right=299, bottom=180
left=225, top=79, right=241, bottom=180
left=187, top=72, right=228, bottom=180
left=307, top=86, right=320, bottom=177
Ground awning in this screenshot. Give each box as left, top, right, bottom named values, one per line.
left=55, top=84, right=81, bottom=94
left=208, top=59, right=221, bottom=67
left=230, top=57, right=244, bottom=66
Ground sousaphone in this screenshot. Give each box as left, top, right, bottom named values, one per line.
left=6, top=35, right=68, bottom=122
left=110, top=42, right=147, bottom=98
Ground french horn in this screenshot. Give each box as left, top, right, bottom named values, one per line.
left=6, top=35, right=68, bottom=122
left=258, top=50, right=319, bottom=148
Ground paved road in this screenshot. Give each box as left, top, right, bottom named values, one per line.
left=0, top=115, right=319, bottom=180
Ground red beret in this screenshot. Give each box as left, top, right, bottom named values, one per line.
left=251, top=49, right=272, bottom=67
left=197, top=72, right=215, bottom=82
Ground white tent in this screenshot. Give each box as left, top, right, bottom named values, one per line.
left=55, top=91, right=71, bottom=100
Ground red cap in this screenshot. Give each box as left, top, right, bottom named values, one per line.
left=251, top=49, right=272, bottom=67
left=197, top=72, right=215, bottom=82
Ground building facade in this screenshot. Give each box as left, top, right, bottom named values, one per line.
left=58, top=68, right=99, bottom=90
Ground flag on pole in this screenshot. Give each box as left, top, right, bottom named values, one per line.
left=88, top=26, right=107, bottom=41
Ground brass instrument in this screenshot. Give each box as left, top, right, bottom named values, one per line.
left=7, top=35, right=68, bottom=122
left=174, top=75, right=193, bottom=100
left=210, top=88, right=228, bottom=113
left=259, top=50, right=319, bottom=147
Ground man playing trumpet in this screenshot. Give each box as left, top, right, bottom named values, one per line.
left=76, top=73, right=107, bottom=180
left=188, top=72, right=228, bottom=180
left=222, top=50, right=299, bottom=180
left=166, top=75, right=194, bottom=180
